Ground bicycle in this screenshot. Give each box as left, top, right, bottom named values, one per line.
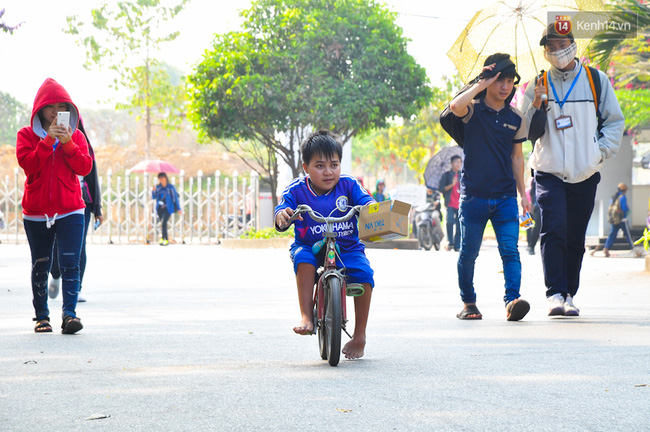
left=287, top=204, right=366, bottom=366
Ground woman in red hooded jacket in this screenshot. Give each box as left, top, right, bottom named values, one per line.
left=16, top=78, right=92, bottom=334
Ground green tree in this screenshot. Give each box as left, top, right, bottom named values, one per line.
left=116, top=62, right=188, bottom=133
left=588, top=0, right=650, bottom=130
left=65, top=0, right=188, bottom=159
left=353, top=75, right=461, bottom=183
left=589, top=0, right=649, bottom=83
left=0, top=91, right=29, bottom=146
left=189, top=0, right=431, bottom=205
left=351, top=127, right=395, bottom=185
left=615, top=88, right=650, bottom=131
left=219, top=138, right=280, bottom=198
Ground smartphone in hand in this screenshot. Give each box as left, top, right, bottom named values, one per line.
left=57, top=111, right=70, bottom=129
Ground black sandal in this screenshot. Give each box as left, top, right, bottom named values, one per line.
left=457, top=304, right=482, bottom=320
left=34, top=318, right=52, bottom=333
left=61, top=316, right=83, bottom=334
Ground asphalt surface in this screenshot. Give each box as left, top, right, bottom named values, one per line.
left=1, top=241, right=649, bottom=431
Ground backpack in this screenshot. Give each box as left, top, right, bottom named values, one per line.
left=528, top=66, right=603, bottom=143
left=607, top=194, right=624, bottom=225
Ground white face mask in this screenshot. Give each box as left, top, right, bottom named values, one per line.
left=544, top=42, right=578, bottom=70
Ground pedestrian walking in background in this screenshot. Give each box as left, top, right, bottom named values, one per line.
left=523, top=24, right=624, bottom=317
left=439, top=155, right=462, bottom=251
left=152, top=172, right=181, bottom=246
left=16, top=78, right=92, bottom=334
left=448, top=53, right=531, bottom=322
left=49, top=117, right=103, bottom=303
left=601, top=183, right=633, bottom=257
left=372, top=179, right=390, bottom=202
left=525, top=177, right=541, bottom=255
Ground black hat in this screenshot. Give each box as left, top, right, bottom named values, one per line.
left=540, top=23, right=574, bottom=46
left=479, top=56, right=521, bottom=85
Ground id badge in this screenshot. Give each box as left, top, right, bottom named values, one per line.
left=555, top=115, right=573, bottom=130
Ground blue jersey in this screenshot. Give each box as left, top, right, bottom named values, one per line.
left=275, top=175, right=374, bottom=252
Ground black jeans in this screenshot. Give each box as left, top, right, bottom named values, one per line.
left=536, top=171, right=600, bottom=298
left=445, top=206, right=460, bottom=250
left=158, top=207, right=171, bottom=240
left=526, top=204, right=541, bottom=250
left=24, top=214, right=84, bottom=319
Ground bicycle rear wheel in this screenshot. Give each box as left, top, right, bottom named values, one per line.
left=323, top=277, right=342, bottom=366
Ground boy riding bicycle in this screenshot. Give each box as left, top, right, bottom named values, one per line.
left=275, top=130, right=375, bottom=360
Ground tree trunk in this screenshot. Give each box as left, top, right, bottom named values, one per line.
left=146, top=104, right=151, bottom=160
left=270, top=146, right=280, bottom=208
left=270, top=177, right=279, bottom=208
left=287, top=131, right=301, bottom=179
left=145, top=40, right=151, bottom=160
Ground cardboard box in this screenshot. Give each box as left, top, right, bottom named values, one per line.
left=358, top=200, right=411, bottom=242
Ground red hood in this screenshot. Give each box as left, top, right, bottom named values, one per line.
left=31, top=78, right=80, bottom=135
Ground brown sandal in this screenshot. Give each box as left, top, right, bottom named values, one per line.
left=456, top=304, right=482, bottom=320
left=34, top=318, right=52, bottom=333
left=61, top=316, right=83, bottom=334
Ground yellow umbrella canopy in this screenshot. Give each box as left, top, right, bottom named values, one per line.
left=447, top=0, right=607, bottom=83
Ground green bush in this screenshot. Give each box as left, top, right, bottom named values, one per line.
left=240, top=226, right=294, bottom=239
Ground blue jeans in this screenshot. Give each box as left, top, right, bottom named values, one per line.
left=24, top=214, right=85, bottom=320
left=446, top=206, right=460, bottom=250
left=604, top=221, right=633, bottom=250
left=457, top=195, right=521, bottom=305
left=536, top=171, right=599, bottom=298
left=51, top=206, right=92, bottom=290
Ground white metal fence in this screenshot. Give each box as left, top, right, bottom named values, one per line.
left=0, top=168, right=260, bottom=245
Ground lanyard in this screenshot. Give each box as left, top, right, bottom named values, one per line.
left=548, top=66, right=582, bottom=110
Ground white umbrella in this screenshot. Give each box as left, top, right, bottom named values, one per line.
left=447, top=0, right=607, bottom=83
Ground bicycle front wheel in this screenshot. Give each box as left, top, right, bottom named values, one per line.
left=317, top=302, right=327, bottom=360
left=324, top=277, right=342, bottom=366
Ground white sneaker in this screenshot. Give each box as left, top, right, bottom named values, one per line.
left=564, top=295, right=580, bottom=316
left=48, top=277, right=61, bottom=299
left=547, top=293, right=565, bottom=316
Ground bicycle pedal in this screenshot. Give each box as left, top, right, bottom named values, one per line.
left=346, top=283, right=365, bottom=297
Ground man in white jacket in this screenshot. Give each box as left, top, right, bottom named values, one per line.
left=523, top=24, right=624, bottom=317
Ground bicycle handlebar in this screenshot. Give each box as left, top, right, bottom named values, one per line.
left=287, top=204, right=363, bottom=225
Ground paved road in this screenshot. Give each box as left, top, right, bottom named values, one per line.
left=1, top=242, right=648, bottom=431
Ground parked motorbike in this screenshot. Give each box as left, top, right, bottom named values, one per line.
left=413, top=192, right=444, bottom=251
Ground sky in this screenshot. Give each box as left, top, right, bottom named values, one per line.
left=0, top=0, right=489, bottom=110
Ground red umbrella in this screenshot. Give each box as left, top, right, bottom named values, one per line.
left=130, top=159, right=180, bottom=174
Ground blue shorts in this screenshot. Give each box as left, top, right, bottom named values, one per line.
left=290, top=244, right=375, bottom=288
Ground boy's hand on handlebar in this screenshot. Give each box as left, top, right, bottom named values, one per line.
left=276, top=208, right=302, bottom=229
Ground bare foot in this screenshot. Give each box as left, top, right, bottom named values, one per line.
left=292, top=317, right=314, bottom=335
left=342, top=336, right=366, bottom=359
